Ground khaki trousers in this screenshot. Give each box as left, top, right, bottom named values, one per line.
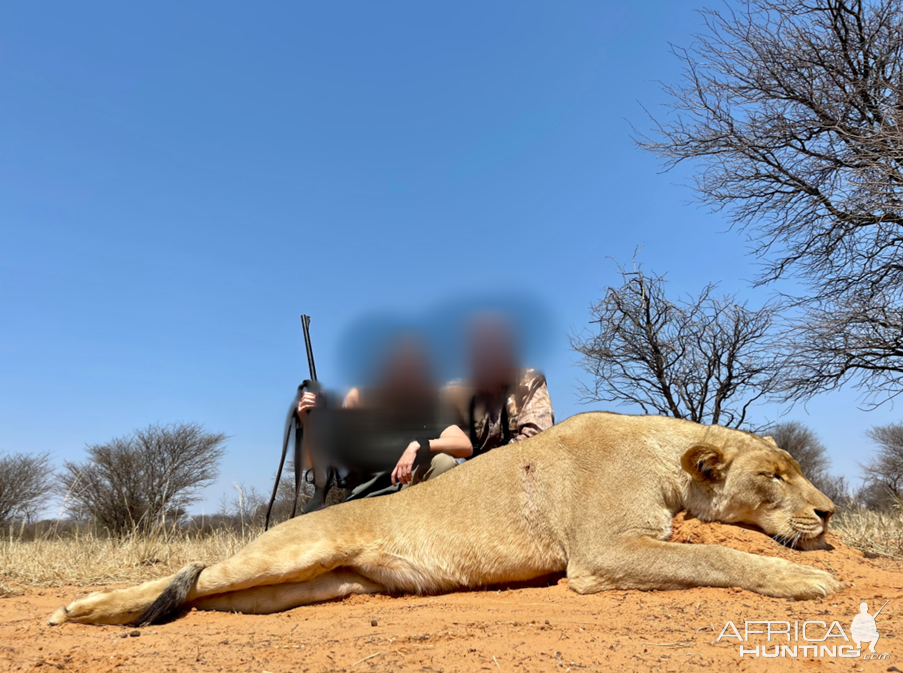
left=406, top=453, right=460, bottom=487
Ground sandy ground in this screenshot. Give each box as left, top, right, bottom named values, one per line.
left=3, top=515, right=903, bottom=672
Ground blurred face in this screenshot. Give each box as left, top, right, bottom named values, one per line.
left=380, top=339, right=433, bottom=393
left=468, top=318, right=518, bottom=391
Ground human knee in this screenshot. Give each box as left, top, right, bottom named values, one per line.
left=429, top=453, right=458, bottom=478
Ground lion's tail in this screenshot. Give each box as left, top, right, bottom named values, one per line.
left=130, top=562, right=205, bottom=627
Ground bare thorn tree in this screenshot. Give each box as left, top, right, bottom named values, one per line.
left=58, top=423, right=227, bottom=536
left=571, top=260, right=782, bottom=428
left=641, top=0, right=903, bottom=405
left=862, top=422, right=903, bottom=508
left=780, top=291, right=903, bottom=407
left=0, top=452, right=54, bottom=525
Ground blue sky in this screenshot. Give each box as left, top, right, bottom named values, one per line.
left=1, top=1, right=895, bottom=514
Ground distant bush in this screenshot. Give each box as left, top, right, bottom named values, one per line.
left=0, top=451, right=54, bottom=526
left=58, top=423, right=227, bottom=537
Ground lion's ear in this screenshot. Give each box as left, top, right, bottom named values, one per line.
left=681, top=444, right=728, bottom=483
left=762, top=435, right=777, bottom=446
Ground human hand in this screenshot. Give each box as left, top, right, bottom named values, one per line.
left=391, top=442, right=421, bottom=486
left=297, top=392, right=317, bottom=419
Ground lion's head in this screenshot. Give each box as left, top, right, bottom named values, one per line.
left=681, top=433, right=834, bottom=551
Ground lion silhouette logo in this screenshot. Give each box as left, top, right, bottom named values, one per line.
left=850, top=600, right=889, bottom=653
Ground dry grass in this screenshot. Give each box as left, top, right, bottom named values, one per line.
left=2, top=507, right=902, bottom=597
left=0, top=480, right=341, bottom=597
left=0, top=524, right=264, bottom=597
left=832, top=507, right=903, bottom=560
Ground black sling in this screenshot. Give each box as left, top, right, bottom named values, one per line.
left=468, top=387, right=510, bottom=456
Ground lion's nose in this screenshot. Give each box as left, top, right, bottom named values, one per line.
left=815, top=509, right=832, bottom=524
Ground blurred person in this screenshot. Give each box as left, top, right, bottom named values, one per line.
left=447, top=314, right=555, bottom=456
left=297, top=335, right=471, bottom=511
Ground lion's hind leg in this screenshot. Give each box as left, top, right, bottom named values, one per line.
left=49, top=516, right=369, bottom=626
left=187, top=569, right=384, bottom=614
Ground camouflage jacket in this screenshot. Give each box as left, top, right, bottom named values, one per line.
left=445, top=369, right=555, bottom=457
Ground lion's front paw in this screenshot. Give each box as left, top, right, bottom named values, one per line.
left=762, top=560, right=843, bottom=600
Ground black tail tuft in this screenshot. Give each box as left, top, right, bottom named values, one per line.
left=130, top=562, right=205, bottom=627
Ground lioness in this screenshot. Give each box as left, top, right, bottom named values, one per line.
left=49, top=412, right=842, bottom=626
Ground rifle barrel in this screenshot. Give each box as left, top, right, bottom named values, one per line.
left=301, top=314, right=317, bottom=382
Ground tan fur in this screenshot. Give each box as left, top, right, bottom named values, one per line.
left=48, top=413, right=842, bottom=626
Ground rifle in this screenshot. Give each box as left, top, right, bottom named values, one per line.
left=264, top=314, right=320, bottom=531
